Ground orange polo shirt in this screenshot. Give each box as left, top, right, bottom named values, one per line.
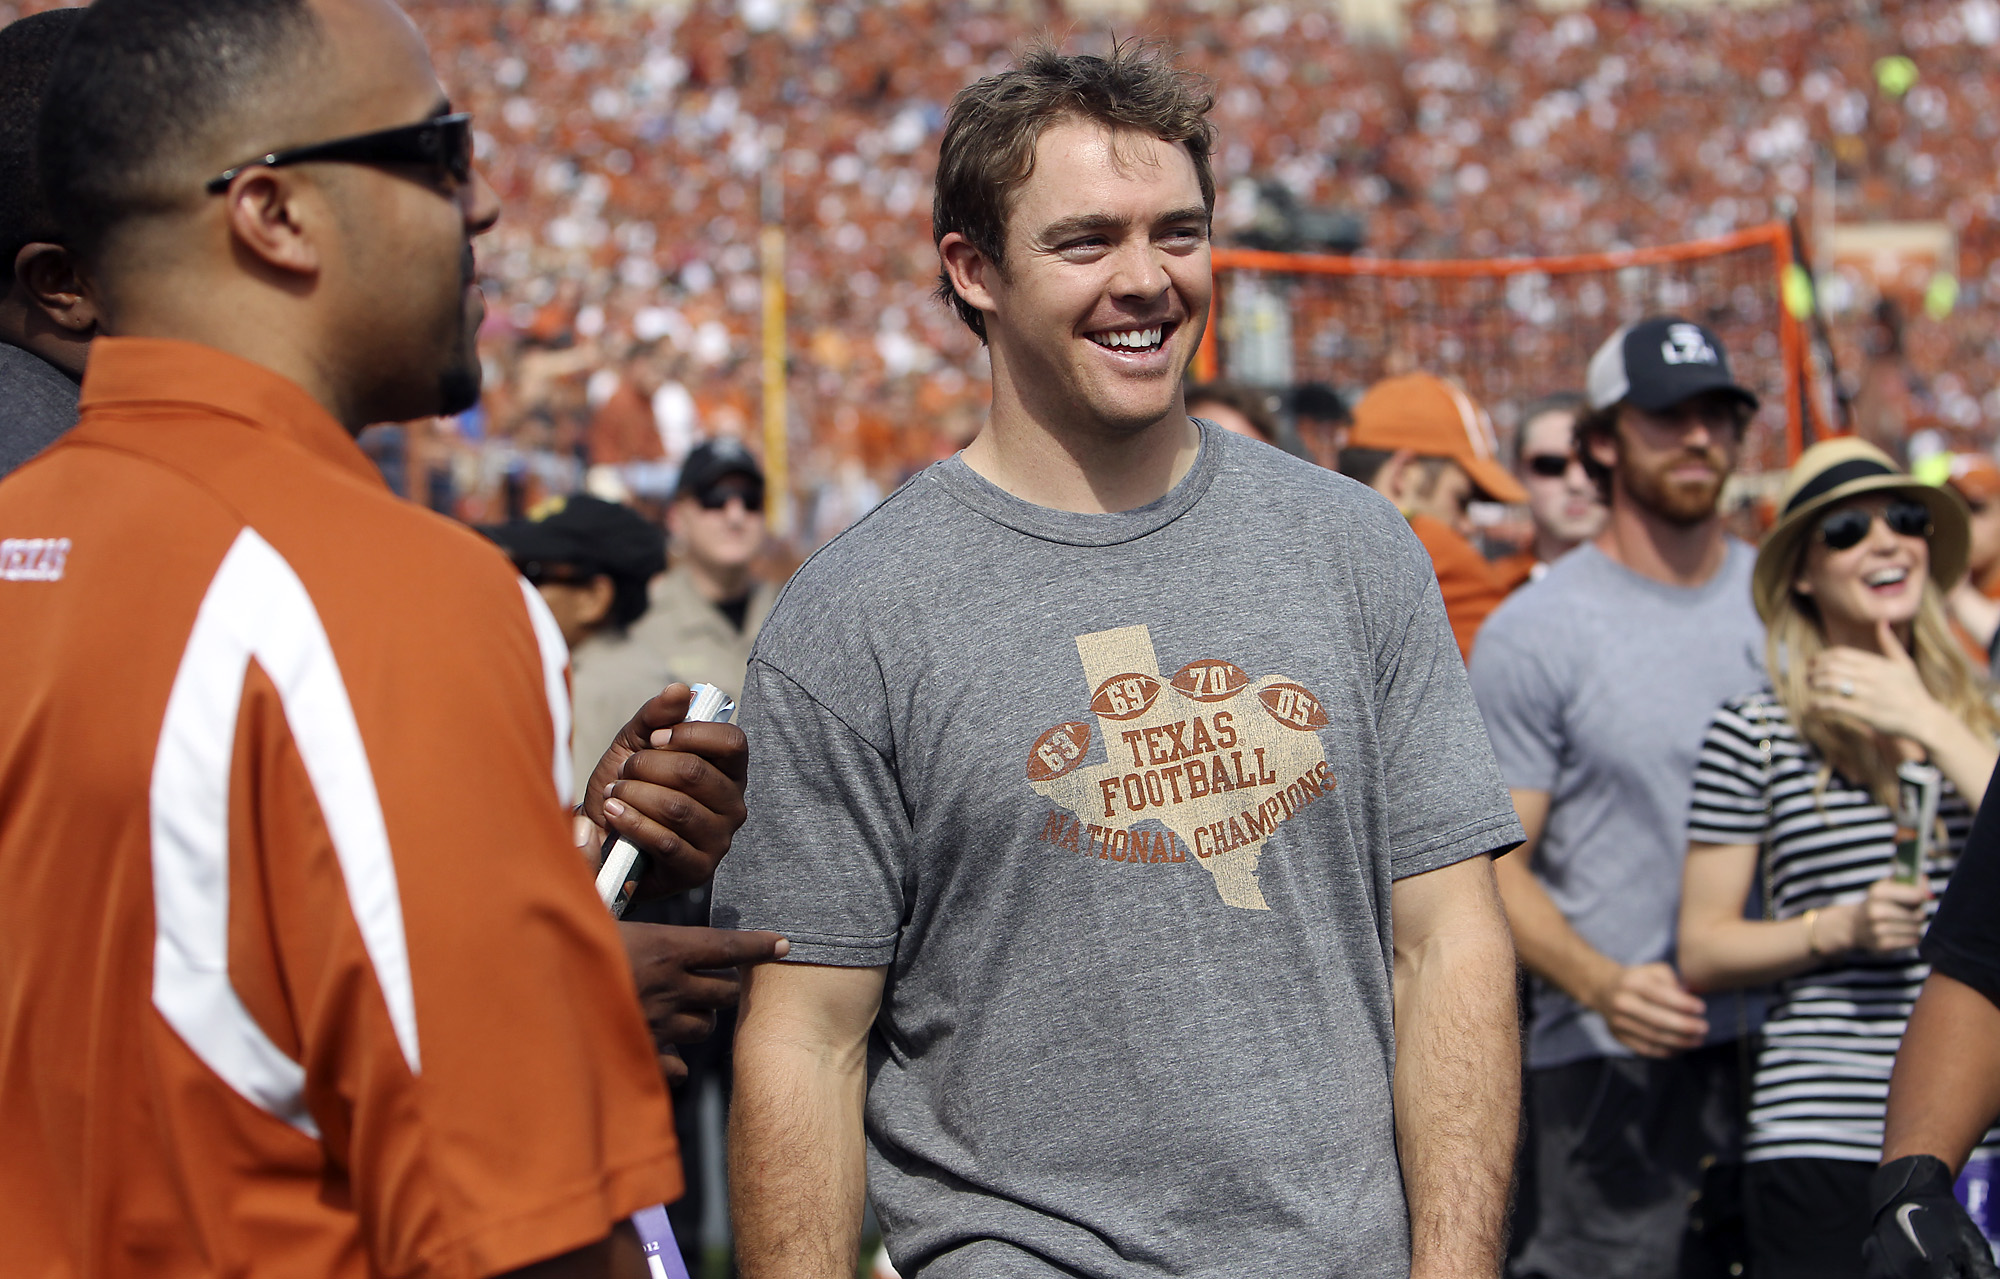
left=0, top=338, right=679, bottom=1278
left=1407, top=513, right=1513, bottom=663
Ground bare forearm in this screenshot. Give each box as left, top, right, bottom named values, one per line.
left=730, top=1016, right=870, bottom=1278
left=1395, top=884, right=1520, bottom=1278
left=1679, top=913, right=1829, bottom=993
left=1917, top=709, right=1999, bottom=807
left=1492, top=850, right=1617, bottom=1008
left=1883, top=972, right=2000, bottom=1172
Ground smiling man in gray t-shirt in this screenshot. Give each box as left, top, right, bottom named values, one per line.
left=716, top=44, right=1525, bottom=1279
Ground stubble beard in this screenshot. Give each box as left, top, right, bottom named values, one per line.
left=1620, top=445, right=1731, bottom=527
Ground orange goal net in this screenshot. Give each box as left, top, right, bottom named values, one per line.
left=1193, top=222, right=1821, bottom=480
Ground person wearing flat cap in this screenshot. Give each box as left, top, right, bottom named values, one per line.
left=1339, top=372, right=1527, bottom=661
left=1675, top=437, right=2000, bottom=1279
left=1472, top=316, right=1772, bottom=1279
left=484, top=493, right=668, bottom=652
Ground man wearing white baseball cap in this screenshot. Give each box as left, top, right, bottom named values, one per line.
left=1472, top=316, right=1768, bottom=1279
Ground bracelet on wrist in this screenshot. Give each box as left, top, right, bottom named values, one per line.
left=1803, top=907, right=1824, bottom=956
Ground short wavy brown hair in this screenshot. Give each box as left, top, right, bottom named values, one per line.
left=932, top=39, right=1216, bottom=342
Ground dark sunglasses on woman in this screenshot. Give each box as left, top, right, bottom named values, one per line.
left=1816, top=497, right=1933, bottom=552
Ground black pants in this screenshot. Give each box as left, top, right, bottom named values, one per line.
left=1743, top=1158, right=1874, bottom=1279
left=1510, top=1045, right=1747, bottom=1279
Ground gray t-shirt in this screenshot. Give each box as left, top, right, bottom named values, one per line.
left=0, top=343, right=80, bottom=479
left=1470, top=541, right=1766, bottom=1069
left=713, top=426, right=1524, bottom=1278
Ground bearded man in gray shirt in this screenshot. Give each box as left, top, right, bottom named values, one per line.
left=1471, top=318, right=1768, bottom=1279
left=715, top=42, right=1524, bottom=1279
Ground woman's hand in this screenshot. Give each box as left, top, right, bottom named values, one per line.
left=1809, top=620, right=1945, bottom=743
left=1830, top=878, right=1931, bottom=954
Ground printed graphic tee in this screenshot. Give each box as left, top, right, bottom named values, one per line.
left=712, top=426, right=1524, bottom=1278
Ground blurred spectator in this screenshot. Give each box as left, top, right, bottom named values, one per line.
left=1290, top=380, right=1351, bottom=470
left=1496, top=391, right=1605, bottom=589
left=88, top=0, right=1983, bottom=540
left=1340, top=372, right=1525, bottom=660
left=1942, top=452, right=2000, bottom=665
left=1185, top=379, right=1279, bottom=445
left=588, top=350, right=666, bottom=468
left=1678, top=438, right=1997, bottom=1279
left=0, top=8, right=89, bottom=478
left=634, top=437, right=775, bottom=701
left=482, top=492, right=669, bottom=785
left=1473, top=317, right=1766, bottom=1279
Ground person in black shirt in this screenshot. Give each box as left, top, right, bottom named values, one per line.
left=1867, top=759, right=2000, bottom=1278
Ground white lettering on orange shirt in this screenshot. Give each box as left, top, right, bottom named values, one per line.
left=0, top=538, right=71, bottom=582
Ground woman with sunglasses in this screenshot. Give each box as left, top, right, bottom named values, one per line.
left=1675, top=439, right=2000, bottom=1278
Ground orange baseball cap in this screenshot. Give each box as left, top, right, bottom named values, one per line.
left=1946, top=453, right=2000, bottom=504
left=1347, top=374, right=1528, bottom=505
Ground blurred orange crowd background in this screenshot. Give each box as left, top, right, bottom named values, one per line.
left=8, top=0, right=1999, bottom=546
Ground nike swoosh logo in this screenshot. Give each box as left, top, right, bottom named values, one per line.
left=1899, top=1203, right=1932, bottom=1259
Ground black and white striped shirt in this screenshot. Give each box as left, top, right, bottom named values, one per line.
left=1689, top=689, right=1999, bottom=1163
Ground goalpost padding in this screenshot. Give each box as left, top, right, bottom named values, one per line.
left=1195, top=223, right=1818, bottom=476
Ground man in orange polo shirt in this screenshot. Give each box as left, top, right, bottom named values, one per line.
left=0, top=1, right=765, bottom=1275
left=1337, top=373, right=1528, bottom=660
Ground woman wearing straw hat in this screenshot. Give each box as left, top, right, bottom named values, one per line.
left=1675, top=438, right=2000, bottom=1278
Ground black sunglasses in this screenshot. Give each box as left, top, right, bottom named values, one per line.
left=206, top=113, right=474, bottom=195
left=1817, top=497, right=1933, bottom=551
left=1524, top=454, right=1574, bottom=479
left=696, top=486, right=764, bottom=513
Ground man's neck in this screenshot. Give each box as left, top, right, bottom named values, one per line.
left=682, top=557, right=752, bottom=605
left=1532, top=530, right=1580, bottom=565
left=1593, top=492, right=1729, bottom=588
left=101, top=271, right=364, bottom=432
left=962, top=371, right=1200, bottom=514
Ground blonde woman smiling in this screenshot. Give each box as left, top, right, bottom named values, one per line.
left=1678, top=438, right=2000, bottom=1279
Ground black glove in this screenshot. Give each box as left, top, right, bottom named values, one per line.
left=1864, top=1155, right=2000, bottom=1279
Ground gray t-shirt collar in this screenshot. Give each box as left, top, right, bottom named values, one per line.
left=928, top=419, right=1222, bottom=547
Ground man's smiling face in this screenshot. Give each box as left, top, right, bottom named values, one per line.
left=978, top=119, right=1212, bottom=438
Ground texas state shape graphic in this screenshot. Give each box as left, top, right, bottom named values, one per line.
left=1026, top=624, right=1336, bottom=912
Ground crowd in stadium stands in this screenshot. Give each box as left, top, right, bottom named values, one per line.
left=6, top=0, right=2000, bottom=539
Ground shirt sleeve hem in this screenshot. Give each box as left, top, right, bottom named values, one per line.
left=400, top=1144, right=683, bottom=1279
left=1391, top=814, right=1525, bottom=881
left=1921, top=938, right=2000, bottom=1014
left=775, top=936, right=898, bottom=967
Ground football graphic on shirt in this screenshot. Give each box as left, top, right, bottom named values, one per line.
left=1026, top=625, right=1336, bottom=912
left=1170, top=659, right=1249, bottom=702
left=1089, top=673, right=1162, bottom=721
left=1025, top=722, right=1094, bottom=782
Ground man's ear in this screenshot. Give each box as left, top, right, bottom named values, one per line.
left=219, top=170, right=322, bottom=278
left=938, top=232, right=1000, bottom=325
left=14, top=242, right=97, bottom=335
left=580, top=575, right=616, bottom=630
left=1584, top=418, right=1619, bottom=472
left=1372, top=448, right=1418, bottom=504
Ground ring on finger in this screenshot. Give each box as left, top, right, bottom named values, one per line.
left=1837, top=680, right=1855, bottom=697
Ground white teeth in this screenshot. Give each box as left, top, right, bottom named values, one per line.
left=1090, top=327, right=1163, bottom=350
left=1866, top=568, right=1908, bottom=586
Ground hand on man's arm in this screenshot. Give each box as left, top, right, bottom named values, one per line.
left=1494, top=788, right=1708, bottom=1057
left=731, top=961, right=886, bottom=1279
left=1392, top=854, right=1520, bottom=1279
left=619, top=922, right=788, bottom=1085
